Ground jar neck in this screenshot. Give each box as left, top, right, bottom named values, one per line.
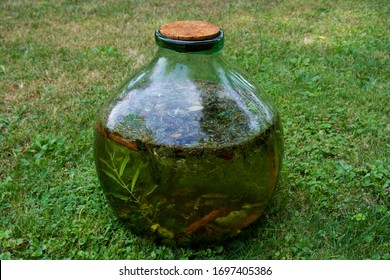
left=154, top=29, right=224, bottom=54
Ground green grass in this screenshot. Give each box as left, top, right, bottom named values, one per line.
left=0, top=0, right=389, bottom=260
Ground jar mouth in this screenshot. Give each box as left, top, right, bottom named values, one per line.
left=155, top=29, right=224, bottom=53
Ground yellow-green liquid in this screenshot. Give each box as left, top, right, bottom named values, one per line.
left=94, top=120, right=282, bottom=246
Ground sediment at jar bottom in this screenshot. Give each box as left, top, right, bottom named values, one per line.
left=93, top=120, right=282, bottom=246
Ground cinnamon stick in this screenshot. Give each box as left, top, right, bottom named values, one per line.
left=184, top=209, right=225, bottom=235
left=95, top=122, right=139, bottom=151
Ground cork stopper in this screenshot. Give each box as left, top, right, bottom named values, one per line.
left=159, top=20, right=220, bottom=41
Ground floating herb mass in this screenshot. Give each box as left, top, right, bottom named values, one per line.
left=102, top=80, right=267, bottom=146
left=93, top=21, right=283, bottom=246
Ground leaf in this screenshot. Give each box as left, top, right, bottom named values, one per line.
left=303, top=57, right=311, bottom=66
left=242, top=202, right=266, bottom=209
left=100, top=158, right=113, bottom=170
left=107, top=192, right=131, bottom=201
left=130, top=164, right=142, bottom=192
left=199, top=193, right=227, bottom=199
left=119, top=156, right=130, bottom=177
left=188, top=105, right=203, bottom=111
left=104, top=143, right=113, bottom=159
left=102, top=169, right=125, bottom=188
left=143, top=184, right=158, bottom=197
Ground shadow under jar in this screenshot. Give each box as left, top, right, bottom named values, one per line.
left=93, top=20, right=283, bottom=246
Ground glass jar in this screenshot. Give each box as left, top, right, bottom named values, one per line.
left=93, top=21, right=283, bottom=246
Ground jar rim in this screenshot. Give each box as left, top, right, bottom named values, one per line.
left=155, top=29, right=224, bottom=53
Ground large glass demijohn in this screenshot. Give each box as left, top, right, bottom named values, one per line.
left=93, top=21, right=283, bottom=246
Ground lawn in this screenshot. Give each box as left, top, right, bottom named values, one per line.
left=0, top=0, right=389, bottom=259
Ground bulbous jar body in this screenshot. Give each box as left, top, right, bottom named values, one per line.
left=93, top=21, right=283, bottom=246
